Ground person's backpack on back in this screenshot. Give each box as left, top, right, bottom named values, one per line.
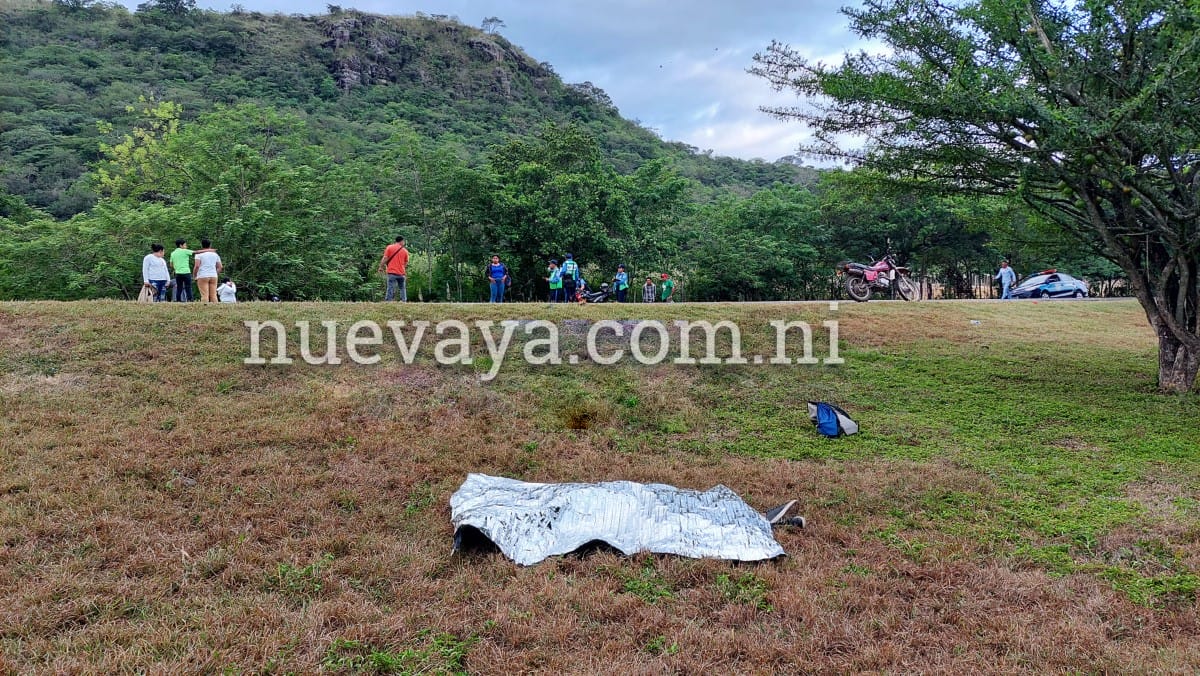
left=807, top=401, right=859, bottom=437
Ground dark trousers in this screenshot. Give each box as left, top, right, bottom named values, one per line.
left=549, top=287, right=564, bottom=303
left=616, top=288, right=627, bottom=303
left=174, top=273, right=193, bottom=302
left=563, top=280, right=576, bottom=303
left=386, top=274, right=407, bottom=301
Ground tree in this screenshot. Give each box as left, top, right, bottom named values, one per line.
left=91, top=103, right=366, bottom=300
left=481, top=16, right=505, bottom=33
left=51, top=0, right=98, bottom=11
left=486, top=123, right=638, bottom=298
left=753, top=0, right=1200, bottom=392
left=136, top=0, right=195, bottom=15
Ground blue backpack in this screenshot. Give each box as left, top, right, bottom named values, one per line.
left=807, top=401, right=859, bottom=438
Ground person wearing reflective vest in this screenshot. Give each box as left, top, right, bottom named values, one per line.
left=546, top=259, right=564, bottom=303
left=561, top=253, right=580, bottom=302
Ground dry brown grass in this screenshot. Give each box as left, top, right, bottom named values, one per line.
left=0, top=300, right=1195, bottom=673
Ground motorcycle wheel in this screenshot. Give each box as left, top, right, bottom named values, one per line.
left=845, top=275, right=871, bottom=302
left=895, top=274, right=920, bottom=301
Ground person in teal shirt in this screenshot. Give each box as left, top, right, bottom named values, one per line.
left=546, top=259, right=564, bottom=303
left=612, top=264, right=629, bottom=302
left=169, top=238, right=193, bottom=302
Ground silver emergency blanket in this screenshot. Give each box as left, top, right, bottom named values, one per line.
left=450, top=473, right=785, bottom=565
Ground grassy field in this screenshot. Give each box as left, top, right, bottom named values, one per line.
left=1, top=299, right=1197, bottom=673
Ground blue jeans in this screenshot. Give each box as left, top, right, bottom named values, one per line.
left=386, top=274, right=407, bottom=301
left=150, top=280, right=168, bottom=302
left=490, top=279, right=505, bottom=303
left=174, top=273, right=192, bottom=302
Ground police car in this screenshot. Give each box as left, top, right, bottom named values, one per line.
left=1010, top=270, right=1089, bottom=299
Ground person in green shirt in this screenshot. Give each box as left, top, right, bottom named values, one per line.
left=659, top=272, right=676, bottom=302
left=169, top=238, right=194, bottom=302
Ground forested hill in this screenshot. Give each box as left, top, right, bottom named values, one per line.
left=0, top=0, right=815, bottom=217
left=0, top=0, right=1121, bottom=303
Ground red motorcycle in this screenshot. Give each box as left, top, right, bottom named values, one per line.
left=840, top=254, right=920, bottom=302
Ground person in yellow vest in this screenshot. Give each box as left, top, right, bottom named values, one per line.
left=545, top=259, right=564, bottom=303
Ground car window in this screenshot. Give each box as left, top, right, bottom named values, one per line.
left=1016, top=274, right=1049, bottom=288
left=1046, top=275, right=1060, bottom=283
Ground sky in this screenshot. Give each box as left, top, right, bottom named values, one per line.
left=123, top=1, right=868, bottom=161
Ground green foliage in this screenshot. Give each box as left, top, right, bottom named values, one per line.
left=484, top=122, right=693, bottom=295
left=715, top=572, right=772, bottom=612
left=322, top=631, right=477, bottom=675
left=0, top=2, right=808, bottom=219
left=643, top=635, right=680, bottom=656
left=619, top=560, right=675, bottom=604
left=264, top=553, right=334, bottom=603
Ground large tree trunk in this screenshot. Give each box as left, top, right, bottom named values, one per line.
left=1116, top=246, right=1198, bottom=394
left=1157, top=328, right=1200, bottom=394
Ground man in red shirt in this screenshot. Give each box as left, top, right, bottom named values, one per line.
left=378, top=236, right=410, bottom=301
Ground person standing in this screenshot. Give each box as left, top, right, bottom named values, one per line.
left=217, top=277, right=238, bottom=303
left=659, top=272, right=676, bottom=303
left=642, top=276, right=656, bottom=303
left=546, top=259, right=564, bottom=303
left=378, top=235, right=410, bottom=302
left=142, top=243, right=171, bottom=302
left=486, top=255, right=509, bottom=303
left=996, top=260, right=1017, bottom=299
left=561, top=253, right=579, bottom=302
left=612, top=264, right=629, bottom=303
left=193, top=239, right=223, bottom=303
left=169, top=238, right=193, bottom=302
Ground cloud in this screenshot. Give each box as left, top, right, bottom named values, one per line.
left=686, top=120, right=814, bottom=162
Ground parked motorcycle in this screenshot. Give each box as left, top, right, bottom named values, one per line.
left=576, top=281, right=615, bottom=303
left=839, top=254, right=920, bottom=302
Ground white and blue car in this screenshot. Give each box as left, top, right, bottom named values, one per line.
left=1010, top=270, right=1089, bottom=299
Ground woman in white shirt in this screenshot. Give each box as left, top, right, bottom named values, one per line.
left=192, top=238, right=223, bottom=302
left=217, top=278, right=237, bottom=303
left=142, top=243, right=171, bottom=301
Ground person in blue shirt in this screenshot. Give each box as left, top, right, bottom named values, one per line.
left=996, top=260, right=1017, bottom=299
left=486, top=255, right=509, bottom=303
left=612, top=264, right=629, bottom=302
left=545, top=259, right=564, bottom=303
left=560, top=253, right=580, bottom=302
